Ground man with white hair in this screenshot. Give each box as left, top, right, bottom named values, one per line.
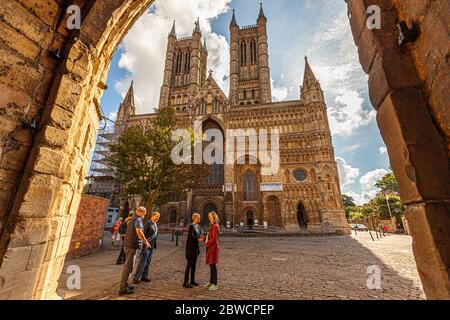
left=133, top=211, right=160, bottom=284
left=119, top=207, right=150, bottom=295
left=183, top=213, right=205, bottom=288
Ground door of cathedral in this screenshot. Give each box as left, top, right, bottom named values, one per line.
left=246, top=211, right=255, bottom=227
left=297, top=203, right=308, bottom=229
left=202, top=203, right=218, bottom=228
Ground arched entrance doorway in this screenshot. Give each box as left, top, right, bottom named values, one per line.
left=267, top=196, right=282, bottom=228
left=297, top=203, right=308, bottom=229
left=202, top=203, right=218, bottom=228
left=246, top=210, right=255, bottom=226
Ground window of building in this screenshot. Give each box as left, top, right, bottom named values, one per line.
left=175, top=51, right=182, bottom=74
left=184, top=50, right=191, bottom=73
left=205, top=162, right=224, bottom=185
left=212, top=98, right=221, bottom=113
left=250, top=39, right=257, bottom=64
left=293, top=169, right=307, bottom=182
left=243, top=170, right=258, bottom=201
left=240, top=41, right=247, bottom=66
left=199, top=99, right=206, bottom=114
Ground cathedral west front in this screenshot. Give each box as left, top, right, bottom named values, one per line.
left=114, top=5, right=350, bottom=234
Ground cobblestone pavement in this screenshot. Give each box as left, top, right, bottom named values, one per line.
left=58, top=232, right=425, bottom=300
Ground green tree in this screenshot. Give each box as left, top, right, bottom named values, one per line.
left=342, top=194, right=356, bottom=219
left=375, top=172, right=399, bottom=194
left=371, top=194, right=404, bottom=221
left=108, top=107, right=206, bottom=213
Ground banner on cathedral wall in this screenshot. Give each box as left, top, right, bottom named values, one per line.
left=260, top=183, right=283, bottom=192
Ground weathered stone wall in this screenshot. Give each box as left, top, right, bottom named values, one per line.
left=0, top=0, right=155, bottom=300
left=0, top=0, right=447, bottom=300
left=66, top=195, right=109, bottom=259
left=347, top=0, right=449, bottom=299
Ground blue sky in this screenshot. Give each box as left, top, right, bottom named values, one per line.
left=99, top=0, right=391, bottom=204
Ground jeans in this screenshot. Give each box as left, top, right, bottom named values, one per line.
left=184, top=254, right=198, bottom=284
left=209, top=264, right=217, bottom=285
left=120, top=247, right=137, bottom=291
left=133, top=247, right=155, bottom=281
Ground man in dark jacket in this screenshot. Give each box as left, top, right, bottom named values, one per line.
left=119, top=207, right=150, bottom=295
left=183, top=213, right=204, bottom=288
left=133, top=212, right=160, bottom=283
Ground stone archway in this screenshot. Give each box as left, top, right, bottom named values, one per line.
left=0, top=0, right=157, bottom=300
left=0, top=0, right=448, bottom=300
left=201, top=202, right=218, bottom=228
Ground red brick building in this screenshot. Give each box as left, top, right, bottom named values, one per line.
left=67, top=195, right=110, bottom=259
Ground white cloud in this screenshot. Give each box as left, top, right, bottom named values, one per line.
left=328, top=90, right=376, bottom=136
left=115, top=0, right=231, bottom=114
left=351, top=168, right=390, bottom=205
left=271, top=78, right=288, bottom=102
left=340, top=144, right=360, bottom=153
left=378, top=146, right=387, bottom=155
left=107, top=111, right=117, bottom=122
left=336, top=157, right=360, bottom=189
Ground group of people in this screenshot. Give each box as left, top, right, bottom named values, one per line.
left=113, top=207, right=221, bottom=296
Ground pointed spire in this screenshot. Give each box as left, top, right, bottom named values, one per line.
left=258, top=2, right=266, bottom=19
left=194, top=17, right=201, bottom=33
left=230, top=9, right=238, bottom=27
left=123, top=81, right=135, bottom=110
left=302, top=56, right=319, bottom=89
left=116, top=81, right=135, bottom=125
left=301, top=57, right=324, bottom=103
left=169, top=20, right=176, bottom=37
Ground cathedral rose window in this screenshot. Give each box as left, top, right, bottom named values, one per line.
left=294, top=169, right=307, bottom=182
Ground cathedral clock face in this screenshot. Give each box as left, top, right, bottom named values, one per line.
left=294, top=169, right=307, bottom=182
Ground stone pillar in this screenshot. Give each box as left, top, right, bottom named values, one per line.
left=347, top=0, right=450, bottom=299
left=189, top=27, right=202, bottom=96
left=257, top=13, right=272, bottom=104
left=159, top=31, right=177, bottom=108
left=229, top=16, right=240, bottom=106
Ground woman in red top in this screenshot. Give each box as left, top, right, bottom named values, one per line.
left=204, top=211, right=220, bottom=291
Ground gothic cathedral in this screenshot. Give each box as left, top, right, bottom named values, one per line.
left=116, top=5, right=350, bottom=234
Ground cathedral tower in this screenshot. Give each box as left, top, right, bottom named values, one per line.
left=300, top=56, right=325, bottom=104
left=229, top=3, right=272, bottom=107
left=115, top=81, right=135, bottom=131
left=159, top=20, right=208, bottom=109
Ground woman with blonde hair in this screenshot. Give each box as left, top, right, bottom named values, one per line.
left=204, top=211, right=220, bottom=291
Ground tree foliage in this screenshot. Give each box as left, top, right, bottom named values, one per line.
left=108, top=107, right=206, bottom=212
left=343, top=172, right=404, bottom=225
left=375, top=172, right=399, bottom=194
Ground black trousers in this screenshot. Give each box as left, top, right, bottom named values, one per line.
left=209, top=264, right=217, bottom=285
left=184, top=254, right=198, bottom=284
left=116, top=245, right=126, bottom=264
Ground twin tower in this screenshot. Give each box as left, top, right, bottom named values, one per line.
left=159, top=4, right=275, bottom=110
